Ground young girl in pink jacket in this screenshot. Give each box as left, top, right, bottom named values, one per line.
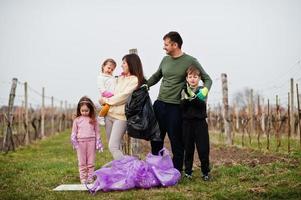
left=71, top=96, right=103, bottom=184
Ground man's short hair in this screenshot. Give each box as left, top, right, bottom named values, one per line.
left=163, top=31, right=183, bottom=49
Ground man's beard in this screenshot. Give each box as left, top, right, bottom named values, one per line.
left=165, top=50, right=171, bottom=55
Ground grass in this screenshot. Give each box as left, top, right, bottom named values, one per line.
left=0, top=129, right=301, bottom=200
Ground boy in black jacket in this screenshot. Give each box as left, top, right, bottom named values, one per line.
left=180, top=65, right=210, bottom=181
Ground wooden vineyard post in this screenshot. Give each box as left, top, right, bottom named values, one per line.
left=296, top=83, right=301, bottom=149
left=257, top=95, right=262, bottom=149
left=221, top=73, right=232, bottom=145
left=290, top=78, right=294, bottom=135
left=276, top=95, right=281, bottom=152
left=24, top=82, right=29, bottom=145
left=248, top=89, right=254, bottom=144
left=232, top=104, right=236, bottom=140
left=235, top=104, right=240, bottom=134
left=2, top=78, right=18, bottom=152
left=261, top=98, right=266, bottom=145
left=64, top=101, right=68, bottom=130
left=287, top=93, right=291, bottom=153
left=128, top=48, right=140, bottom=157
left=59, top=101, right=63, bottom=132
left=18, top=102, right=22, bottom=135
left=267, top=99, right=270, bottom=150
left=51, top=96, right=55, bottom=135
left=41, top=87, right=45, bottom=138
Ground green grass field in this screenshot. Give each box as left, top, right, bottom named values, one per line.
left=0, top=129, right=300, bottom=200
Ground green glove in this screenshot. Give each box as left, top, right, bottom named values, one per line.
left=186, top=84, right=196, bottom=97
left=196, top=87, right=208, bottom=101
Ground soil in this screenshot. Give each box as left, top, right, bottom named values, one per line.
left=207, top=144, right=299, bottom=167
left=139, top=139, right=299, bottom=169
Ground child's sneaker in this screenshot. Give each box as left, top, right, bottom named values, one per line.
left=98, top=117, right=105, bottom=126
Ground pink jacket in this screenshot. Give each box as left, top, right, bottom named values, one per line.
left=71, top=116, right=100, bottom=141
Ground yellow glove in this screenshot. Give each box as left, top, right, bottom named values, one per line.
left=186, top=84, right=196, bottom=97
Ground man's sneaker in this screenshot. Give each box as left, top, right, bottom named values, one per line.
left=202, top=174, right=210, bottom=181
left=184, top=173, right=192, bottom=179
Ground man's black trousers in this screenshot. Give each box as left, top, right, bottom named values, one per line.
left=150, top=100, right=184, bottom=172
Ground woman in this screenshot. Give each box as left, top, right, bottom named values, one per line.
left=99, top=53, right=145, bottom=160
left=92, top=56, right=181, bottom=191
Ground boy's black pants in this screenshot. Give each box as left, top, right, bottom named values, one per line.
left=150, top=100, right=184, bottom=172
left=182, top=119, right=210, bottom=175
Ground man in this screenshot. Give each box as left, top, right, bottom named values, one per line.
left=147, top=31, right=212, bottom=172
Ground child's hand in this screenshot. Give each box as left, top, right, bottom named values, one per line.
left=196, top=87, right=208, bottom=101
left=186, top=85, right=196, bottom=97
left=102, top=91, right=114, bottom=98
left=70, top=133, right=79, bottom=150
left=96, top=139, right=104, bottom=153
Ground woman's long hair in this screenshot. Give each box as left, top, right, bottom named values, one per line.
left=76, top=96, right=97, bottom=124
left=122, top=54, right=146, bottom=88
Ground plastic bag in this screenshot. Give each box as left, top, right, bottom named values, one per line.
left=88, top=156, right=138, bottom=192
left=145, top=148, right=181, bottom=186
left=134, top=161, right=160, bottom=188
left=88, top=149, right=180, bottom=193
left=125, top=85, right=161, bottom=141
left=151, top=167, right=181, bottom=187
left=145, top=148, right=174, bottom=170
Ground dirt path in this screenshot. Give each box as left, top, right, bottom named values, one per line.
left=140, top=140, right=299, bottom=168
left=206, top=144, right=299, bottom=167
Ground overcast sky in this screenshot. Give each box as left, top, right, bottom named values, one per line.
left=1, top=0, right=301, bottom=108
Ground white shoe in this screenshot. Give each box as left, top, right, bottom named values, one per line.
left=98, top=117, right=105, bottom=126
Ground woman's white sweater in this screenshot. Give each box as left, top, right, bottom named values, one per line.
left=104, top=75, right=138, bottom=121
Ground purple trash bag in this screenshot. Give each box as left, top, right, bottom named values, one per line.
left=88, top=148, right=180, bottom=193
left=145, top=148, right=174, bottom=170
left=134, top=161, right=160, bottom=188
left=88, top=156, right=139, bottom=192
left=145, top=148, right=181, bottom=186
left=151, top=166, right=181, bottom=187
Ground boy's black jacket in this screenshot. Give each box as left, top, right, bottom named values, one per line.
left=180, top=86, right=207, bottom=119
left=125, top=85, right=161, bottom=141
